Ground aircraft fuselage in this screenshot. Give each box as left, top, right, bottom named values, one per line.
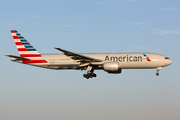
left=11, top=53, right=172, bottom=70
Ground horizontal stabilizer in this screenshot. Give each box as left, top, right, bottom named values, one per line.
left=5, top=55, right=31, bottom=60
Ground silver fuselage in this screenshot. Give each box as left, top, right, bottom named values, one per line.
left=11, top=53, right=173, bottom=70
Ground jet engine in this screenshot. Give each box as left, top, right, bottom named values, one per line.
left=103, top=62, right=122, bottom=74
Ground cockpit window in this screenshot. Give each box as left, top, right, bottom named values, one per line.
left=165, top=57, right=170, bottom=59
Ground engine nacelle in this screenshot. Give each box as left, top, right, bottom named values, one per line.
left=103, top=62, right=122, bottom=74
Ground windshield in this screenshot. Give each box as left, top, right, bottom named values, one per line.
left=165, top=57, right=170, bottom=59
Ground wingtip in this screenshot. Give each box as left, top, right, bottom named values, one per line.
left=54, top=47, right=61, bottom=50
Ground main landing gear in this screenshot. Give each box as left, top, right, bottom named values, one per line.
left=156, top=67, right=162, bottom=76
left=83, top=66, right=97, bottom=79
left=83, top=72, right=97, bottom=79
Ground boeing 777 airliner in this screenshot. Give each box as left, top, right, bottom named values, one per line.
left=6, top=30, right=173, bottom=79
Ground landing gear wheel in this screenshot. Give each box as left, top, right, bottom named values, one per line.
left=84, top=73, right=90, bottom=79
left=87, top=73, right=90, bottom=77
left=89, top=73, right=94, bottom=78
left=93, top=74, right=97, bottom=77
left=83, top=74, right=87, bottom=78
left=83, top=72, right=97, bottom=79
left=156, top=73, right=159, bottom=76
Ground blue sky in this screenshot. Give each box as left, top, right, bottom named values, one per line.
left=1, top=0, right=180, bottom=120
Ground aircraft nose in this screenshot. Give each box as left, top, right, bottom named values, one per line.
left=169, top=59, right=173, bottom=65
left=166, top=59, right=173, bottom=66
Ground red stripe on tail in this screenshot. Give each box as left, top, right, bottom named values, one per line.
left=11, top=30, right=15, bottom=33
left=20, top=54, right=42, bottom=57
left=13, top=36, right=19, bottom=39
left=18, top=48, right=27, bottom=51
left=15, top=42, right=23, bottom=45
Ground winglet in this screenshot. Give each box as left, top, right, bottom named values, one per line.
left=54, top=47, right=62, bottom=51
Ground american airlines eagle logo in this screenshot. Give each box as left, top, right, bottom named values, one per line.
left=143, top=54, right=151, bottom=62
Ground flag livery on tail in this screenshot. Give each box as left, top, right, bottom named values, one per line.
left=10, top=30, right=47, bottom=63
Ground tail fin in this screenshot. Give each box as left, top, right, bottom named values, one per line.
left=11, top=30, right=42, bottom=58
left=10, top=30, right=47, bottom=63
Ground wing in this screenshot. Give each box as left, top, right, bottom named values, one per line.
left=54, top=47, right=102, bottom=63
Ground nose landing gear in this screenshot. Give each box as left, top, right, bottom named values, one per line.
left=156, top=67, right=162, bottom=76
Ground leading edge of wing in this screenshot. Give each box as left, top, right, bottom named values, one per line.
left=54, top=47, right=102, bottom=63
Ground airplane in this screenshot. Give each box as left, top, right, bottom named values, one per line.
left=6, top=30, right=173, bottom=79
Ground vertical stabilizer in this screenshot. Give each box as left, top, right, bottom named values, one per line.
left=10, top=30, right=47, bottom=63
